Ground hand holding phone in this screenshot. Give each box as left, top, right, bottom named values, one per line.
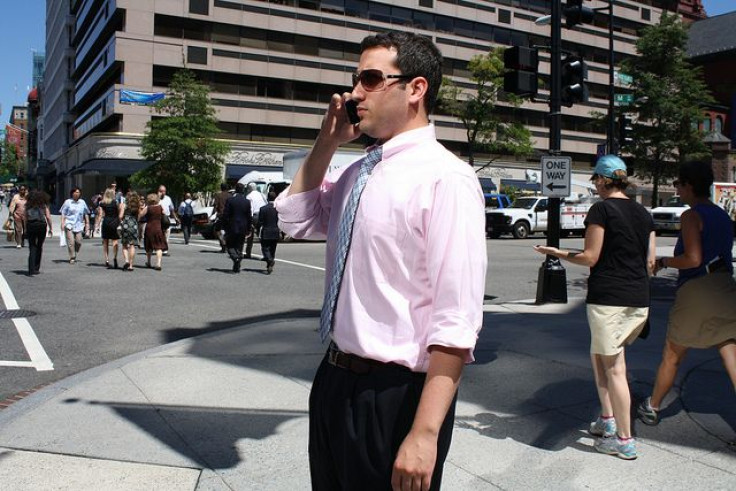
left=344, top=99, right=360, bottom=125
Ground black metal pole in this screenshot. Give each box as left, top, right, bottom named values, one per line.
left=536, top=0, right=567, bottom=304
left=608, top=0, right=616, bottom=155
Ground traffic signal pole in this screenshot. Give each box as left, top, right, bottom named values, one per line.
left=607, top=1, right=616, bottom=155
left=535, top=0, right=567, bottom=304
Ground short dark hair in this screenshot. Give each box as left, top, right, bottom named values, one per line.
left=70, top=187, right=81, bottom=197
left=220, top=183, right=228, bottom=191
left=360, top=32, right=443, bottom=114
left=235, top=182, right=246, bottom=194
left=679, top=161, right=713, bottom=198
left=268, top=191, right=277, bottom=201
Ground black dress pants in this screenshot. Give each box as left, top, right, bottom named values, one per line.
left=260, top=239, right=278, bottom=265
left=309, top=353, right=457, bottom=491
left=245, top=216, right=258, bottom=256
left=226, top=232, right=246, bottom=270
left=26, top=222, right=47, bottom=275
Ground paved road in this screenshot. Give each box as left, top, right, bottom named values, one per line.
left=0, top=206, right=680, bottom=404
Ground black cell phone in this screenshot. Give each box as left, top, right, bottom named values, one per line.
left=345, top=99, right=360, bottom=124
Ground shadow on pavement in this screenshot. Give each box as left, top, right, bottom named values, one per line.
left=63, top=399, right=307, bottom=470
left=83, top=277, right=734, bottom=471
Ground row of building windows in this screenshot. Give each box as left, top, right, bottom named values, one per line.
left=156, top=12, right=628, bottom=101
left=152, top=64, right=601, bottom=142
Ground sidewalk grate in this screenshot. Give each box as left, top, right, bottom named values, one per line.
left=0, top=309, right=37, bottom=319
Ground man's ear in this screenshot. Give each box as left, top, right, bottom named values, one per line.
left=407, top=76, right=429, bottom=107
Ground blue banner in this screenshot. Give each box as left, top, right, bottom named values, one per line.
left=120, top=90, right=165, bottom=105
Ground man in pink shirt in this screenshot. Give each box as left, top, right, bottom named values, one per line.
left=276, top=32, right=487, bottom=491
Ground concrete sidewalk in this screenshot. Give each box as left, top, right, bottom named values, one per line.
left=0, top=291, right=734, bottom=490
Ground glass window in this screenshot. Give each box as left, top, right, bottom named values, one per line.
left=189, top=0, right=209, bottom=15
left=268, top=31, right=295, bottom=53
left=703, top=116, right=711, bottom=132
left=369, top=3, right=391, bottom=24
left=212, top=24, right=240, bottom=46
left=413, top=11, right=434, bottom=30
left=187, top=46, right=208, bottom=65
left=715, top=116, right=723, bottom=133
left=242, top=27, right=267, bottom=49
left=499, top=9, right=511, bottom=24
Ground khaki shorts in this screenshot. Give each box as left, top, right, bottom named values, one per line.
left=667, top=272, right=736, bottom=349
left=587, top=304, right=649, bottom=355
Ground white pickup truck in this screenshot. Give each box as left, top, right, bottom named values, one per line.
left=486, top=195, right=598, bottom=239
left=650, top=196, right=689, bottom=235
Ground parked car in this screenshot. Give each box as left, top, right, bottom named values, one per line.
left=484, top=193, right=512, bottom=211
left=650, top=196, right=689, bottom=235
left=192, top=206, right=217, bottom=240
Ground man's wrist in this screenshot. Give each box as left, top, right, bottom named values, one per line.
left=657, top=257, right=667, bottom=269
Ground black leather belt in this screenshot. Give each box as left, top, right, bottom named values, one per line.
left=327, top=342, right=410, bottom=375
left=706, top=257, right=728, bottom=274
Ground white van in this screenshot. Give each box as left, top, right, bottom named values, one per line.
left=237, top=170, right=291, bottom=198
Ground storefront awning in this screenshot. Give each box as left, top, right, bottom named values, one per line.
left=70, top=159, right=153, bottom=176
left=501, top=179, right=541, bottom=192
left=225, top=164, right=280, bottom=180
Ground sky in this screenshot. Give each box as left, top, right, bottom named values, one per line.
left=0, top=0, right=734, bottom=124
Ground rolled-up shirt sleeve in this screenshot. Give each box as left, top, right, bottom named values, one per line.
left=275, top=182, right=335, bottom=240
left=424, top=171, right=487, bottom=362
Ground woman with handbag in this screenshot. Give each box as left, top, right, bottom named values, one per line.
left=139, top=193, right=166, bottom=271
left=534, top=155, right=656, bottom=460
left=94, top=187, right=123, bottom=269
left=24, top=190, right=53, bottom=276
left=9, top=185, right=28, bottom=248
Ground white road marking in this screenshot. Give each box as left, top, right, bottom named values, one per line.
left=0, top=272, right=54, bottom=372
left=188, top=239, right=326, bottom=272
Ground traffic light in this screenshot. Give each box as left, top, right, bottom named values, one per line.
left=564, top=0, right=595, bottom=28
left=561, top=55, right=588, bottom=107
left=503, top=46, right=539, bottom=97
left=618, top=115, right=633, bottom=147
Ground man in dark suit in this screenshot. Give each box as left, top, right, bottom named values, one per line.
left=222, top=183, right=252, bottom=273
left=258, top=191, right=281, bottom=274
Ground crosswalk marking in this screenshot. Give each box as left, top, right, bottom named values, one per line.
left=0, top=272, right=54, bottom=372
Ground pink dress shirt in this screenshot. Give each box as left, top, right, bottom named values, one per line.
left=275, top=125, right=487, bottom=372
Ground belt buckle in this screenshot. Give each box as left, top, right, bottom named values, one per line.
left=328, top=345, right=339, bottom=366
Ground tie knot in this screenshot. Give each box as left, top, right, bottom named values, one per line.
left=362, top=146, right=383, bottom=173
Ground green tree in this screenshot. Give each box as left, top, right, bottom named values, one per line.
left=0, top=140, right=21, bottom=178
left=621, top=11, right=713, bottom=207
left=134, top=70, right=230, bottom=200
left=438, top=47, right=534, bottom=168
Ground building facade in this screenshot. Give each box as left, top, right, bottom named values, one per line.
left=44, top=0, right=699, bottom=203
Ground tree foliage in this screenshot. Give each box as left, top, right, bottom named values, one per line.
left=134, top=70, right=230, bottom=200
left=620, top=12, right=713, bottom=207
left=438, top=47, right=534, bottom=168
left=0, top=140, right=22, bottom=178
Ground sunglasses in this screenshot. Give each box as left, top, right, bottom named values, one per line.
left=352, top=69, right=414, bottom=92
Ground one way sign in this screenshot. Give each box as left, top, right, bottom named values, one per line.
left=541, top=156, right=571, bottom=198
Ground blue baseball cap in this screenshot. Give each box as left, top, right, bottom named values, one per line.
left=593, top=154, right=627, bottom=178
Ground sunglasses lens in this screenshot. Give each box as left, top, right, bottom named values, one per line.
left=353, top=70, right=384, bottom=91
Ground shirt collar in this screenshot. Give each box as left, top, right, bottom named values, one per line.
left=372, top=124, right=436, bottom=162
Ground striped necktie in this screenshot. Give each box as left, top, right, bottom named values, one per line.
left=319, top=146, right=383, bottom=342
